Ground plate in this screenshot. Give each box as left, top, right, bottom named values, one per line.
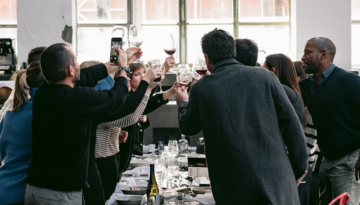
left=192, top=187, right=212, bottom=195
left=121, top=186, right=147, bottom=195
left=134, top=154, right=151, bottom=159
left=116, top=196, right=142, bottom=205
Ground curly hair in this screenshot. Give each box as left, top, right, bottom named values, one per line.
left=201, top=28, right=236, bottom=64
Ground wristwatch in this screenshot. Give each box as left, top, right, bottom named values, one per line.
left=118, top=66, right=130, bottom=77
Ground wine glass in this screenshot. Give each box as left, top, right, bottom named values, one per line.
left=148, top=59, right=165, bottom=95
left=192, top=54, right=207, bottom=80
left=168, top=140, right=179, bottom=157
left=129, top=24, right=143, bottom=63
left=163, top=34, right=176, bottom=57
left=177, top=64, right=193, bottom=88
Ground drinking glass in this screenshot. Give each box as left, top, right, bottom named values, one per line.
left=177, top=64, right=193, bottom=88
left=163, top=34, right=176, bottom=56
left=192, top=54, right=207, bottom=80
left=129, top=24, right=143, bottom=63
left=148, top=59, right=165, bottom=95
left=168, top=140, right=179, bottom=157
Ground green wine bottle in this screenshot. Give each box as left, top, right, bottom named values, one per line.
left=147, top=164, right=159, bottom=205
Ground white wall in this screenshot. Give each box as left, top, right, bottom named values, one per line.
left=17, top=0, right=75, bottom=64
left=293, top=0, right=352, bottom=70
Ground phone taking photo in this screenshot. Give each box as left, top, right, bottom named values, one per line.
left=110, top=37, right=122, bottom=63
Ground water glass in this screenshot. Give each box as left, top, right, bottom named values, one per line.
left=168, top=140, right=179, bottom=156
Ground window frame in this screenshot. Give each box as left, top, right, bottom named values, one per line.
left=352, top=19, right=360, bottom=69
left=75, top=0, right=292, bottom=63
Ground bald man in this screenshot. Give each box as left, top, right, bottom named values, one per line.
left=299, top=37, right=360, bottom=205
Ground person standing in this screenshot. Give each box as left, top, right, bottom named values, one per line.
left=176, top=28, right=308, bottom=205
left=299, top=37, right=360, bottom=205
left=0, top=61, right=44, bottom=205
left=25, top=43, right=158, bottom=204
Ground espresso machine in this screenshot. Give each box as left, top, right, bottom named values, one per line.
left=0, top=38, right=16, bottom=80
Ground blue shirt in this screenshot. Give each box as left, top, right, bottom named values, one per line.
left=309, top=64, right=336, bottom=84
left=94, top=75, right=114, bottom=91
left=0, top=88, right=37, bottom=205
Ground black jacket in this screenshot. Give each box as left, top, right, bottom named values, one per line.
left=119, top=92, right=168, bottom=173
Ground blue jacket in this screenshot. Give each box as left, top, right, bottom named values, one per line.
left=0, top=88, right=37, bottom=204
left=94, top=75, right=114, bottom=91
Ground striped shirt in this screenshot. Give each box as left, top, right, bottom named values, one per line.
left=304, top=107, right=320, bottom=171
left=95, top=90, right=151, bottom=158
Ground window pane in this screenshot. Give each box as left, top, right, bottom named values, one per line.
left=352, top=24, right=360, bottom=66
left=0, top=0, right=17, bottom=24
left=77, top=27, right=114, bottom=63
left=134, top=0, right=179, bottom=24
left=238, top=25, right=290, bottom=64
left=187, top=0, right=233, bottom=24
left=0, top=28, right=17, bottom=53
left=187, top=25, right=233, bottom=63
left=239, top=0, right=289, bottom=22
left=140, top=26, right=179, bottom=63
left=352, top=0, right=360, bottom=20
left=77, top=0, right=127, bottom=23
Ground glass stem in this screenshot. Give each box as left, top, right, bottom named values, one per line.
left=159, top=83, right=163, bottom=93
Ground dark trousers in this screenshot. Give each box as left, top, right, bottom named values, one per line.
left=298, top=165, right=312, bottom=205
left=7, top=203, right=24, bottom=205
left=83, top=163, right=105, bottom=205
left=96, top=153, right=120, bottom=201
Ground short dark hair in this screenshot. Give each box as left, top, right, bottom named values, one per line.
left=201, top=28, right=236, bottom=64
left=309, top=37, right=336, bottom=61
left=27, top=46, right=46, bottom=66
left=40, top=43, right=76, bottom=83
left=234, top=39, right=258, bottom=66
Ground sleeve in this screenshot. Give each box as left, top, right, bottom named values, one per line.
left=93, top=80, right=149, bottom=123
left=143, top=93, right=169, bottom=115
left=345, top=73, right=360, bottom=108
left=99, top=92, right=150, bottom=128
left=75, top=63, right=109, bottom=87
left=271, top=75, right=309, bottom=178
left=178, top=84, right=202, bottom=135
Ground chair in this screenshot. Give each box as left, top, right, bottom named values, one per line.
left=328, top=192, right=350, bottom=205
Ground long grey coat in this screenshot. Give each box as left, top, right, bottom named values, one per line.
left=178, top=59, right=308, bottom=205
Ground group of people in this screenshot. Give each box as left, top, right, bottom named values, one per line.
left=0, top=27, right=359, bottom=205
left=176, top=29, right=360, bottom=205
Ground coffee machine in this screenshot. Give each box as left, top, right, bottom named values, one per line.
left=0, top=38, right=16, bottom=80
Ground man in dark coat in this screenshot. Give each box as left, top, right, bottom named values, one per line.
left=176, top=28, right=308, bottom=205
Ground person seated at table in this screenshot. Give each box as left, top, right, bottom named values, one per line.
left=0, top=61, right=44, bottom=205
left=79, top=60, right=159, bottom=201
left=0, top=46, right=46, bottom=120
left=119, top=58, right=178, bottom=174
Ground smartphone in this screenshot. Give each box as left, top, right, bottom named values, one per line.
left=110, top=37, right=122, bottom=63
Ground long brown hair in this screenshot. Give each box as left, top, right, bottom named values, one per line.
left=11, top=61, right=44, bottom=111
left=265, top=54, right=306, bottom=127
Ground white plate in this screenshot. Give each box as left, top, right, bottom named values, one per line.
left=134, top=154, right=151, bottom=159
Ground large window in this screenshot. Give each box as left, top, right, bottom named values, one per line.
left=76, top=0, right=291, bottom=64
left=0, top=0, right=17, bottom=54
left=352, top=0, right=360, bottom=68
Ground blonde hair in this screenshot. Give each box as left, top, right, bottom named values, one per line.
left=11, top=61, right=44, bottom=111
left=80, top=60, right=102, bottom=69
left=11, top=69, right=30, bottom=111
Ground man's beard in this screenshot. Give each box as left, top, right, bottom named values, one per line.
left=72, top=70, right=80, bottom=84
left=304, top=57, right=320, bottom=74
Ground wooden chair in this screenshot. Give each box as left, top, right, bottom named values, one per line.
left=328, top=192, right=350, bottom=205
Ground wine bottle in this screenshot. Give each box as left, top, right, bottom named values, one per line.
left=147, top=164, right=159, bottom=205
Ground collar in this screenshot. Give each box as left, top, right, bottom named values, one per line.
left=212, top=58, right=242, bottom=73
left=310, top=64, right=336, bottom=84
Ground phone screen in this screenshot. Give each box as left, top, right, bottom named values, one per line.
left=110, top=38, right=123, bottom=63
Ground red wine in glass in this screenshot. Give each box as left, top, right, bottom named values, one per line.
left=179, top=82, right=192, bottom=87
left=164, top=49, right=176, bottom=55
left=154, top=77, right=161, bottom=82
left=196, top=70, right=207, bottom=75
